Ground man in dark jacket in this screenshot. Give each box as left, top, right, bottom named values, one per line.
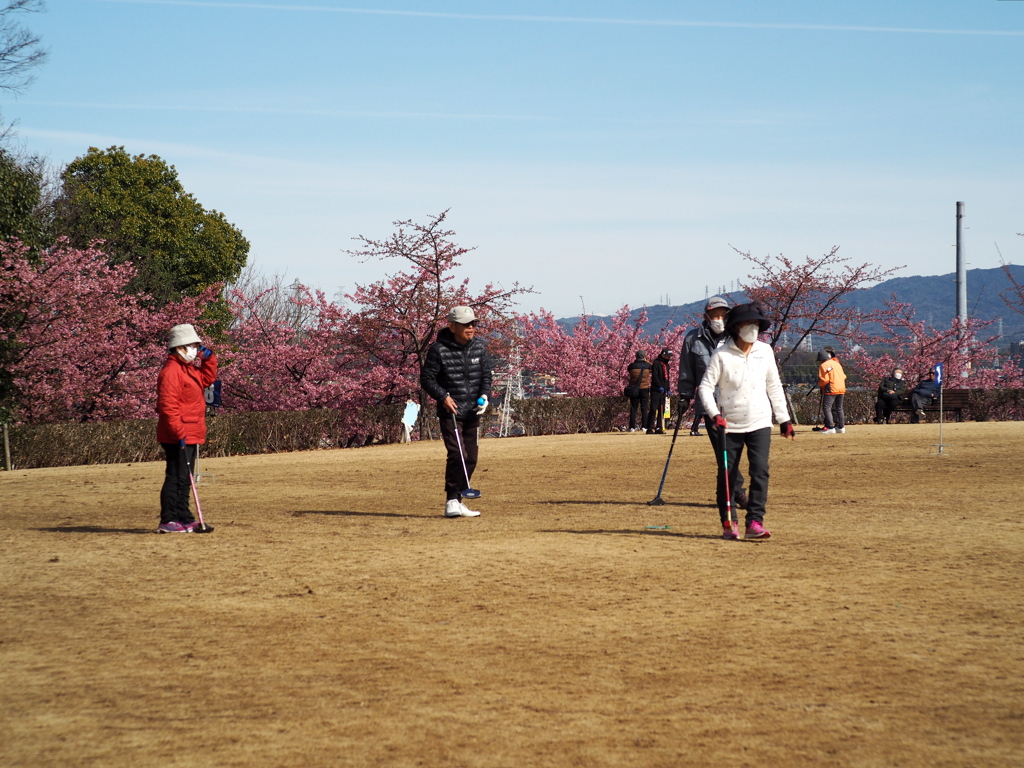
left=909, top=370, right=940, bottom=423
left=648, top=347, right=674, bottom=434
left=625, top=351, right=652, bottom=432
left=874, top=367, right=906, bottom=424
left=420, top=306, right=493, bottom=517
left=676, top=296, right=748, bottom=507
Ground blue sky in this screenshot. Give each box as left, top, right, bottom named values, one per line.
left=6, top=0, right=1024, bottom=316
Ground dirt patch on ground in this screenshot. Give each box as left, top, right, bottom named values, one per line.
left=2, top=422, right=1023, bottom=767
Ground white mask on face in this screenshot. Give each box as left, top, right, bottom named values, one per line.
left=177, top=346, right=198, bottom=363
left=738, top=324, right=760, bottom=344
left=894, top=372, right=903, bottom=380
left=708, top=317, right=726, bottom=334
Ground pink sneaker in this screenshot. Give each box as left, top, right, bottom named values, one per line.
left=157, top=521, right=190, bottom=533
left=745, top=520, right=771, bottom=539
left=722, top=521, right=739, bottom=540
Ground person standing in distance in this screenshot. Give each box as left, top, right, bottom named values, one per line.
left=817, top=348, right=847, bottom=434
left=420, top=306, right=493, bottom=518
left=698, top=302, right=794, bottom=540
left=647, top=347, right=674, bottom=434
left=625, top=350, right=652, bottom=432
left=676, top=296, right=749, bottom=508
left=156, top=324, right=218, bottom=533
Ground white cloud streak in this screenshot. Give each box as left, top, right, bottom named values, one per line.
left=95, top=0, right=1024, bottom=37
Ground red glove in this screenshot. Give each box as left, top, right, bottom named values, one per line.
left=779, top=421, right=795, bottom=438
left=712, top=415, right=727, bottom=431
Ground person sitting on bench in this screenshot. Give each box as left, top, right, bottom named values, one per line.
left=909, top=370, right=941, bottom=423
left=874, top=367, right=906, bottom=424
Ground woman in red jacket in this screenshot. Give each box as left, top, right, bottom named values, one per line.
left=156, top=324, right=218, bottom=533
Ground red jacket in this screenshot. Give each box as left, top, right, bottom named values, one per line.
left=156, top=352, right=218, bottom=445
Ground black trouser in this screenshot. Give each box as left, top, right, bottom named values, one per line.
left=909, top=393, right=934, bottom=422
left=714, top=427, right=771, bottom=526
left=703, top=415, right=746, bottom=504
left=875, top=394, right=900, bottom=422
left=649, top=390, right=666, bottom=430
left=629, top=390, right=650, bottom=430
left=439, top=415, right=480, bottom=500
left=823, top=393, right=845, bottom=430
left=160, top=443, right=197, bottom=525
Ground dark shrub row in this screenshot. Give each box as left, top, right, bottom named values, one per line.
left=6, top=389, right=1022, bottom=469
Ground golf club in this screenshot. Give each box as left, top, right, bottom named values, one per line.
left=719, top=426, right=738, bottom=533
left=451, top=412, right=481, bottom=500
left=184, top=447, right=213, bottom=533
left=647, top=409, right=685, bottom=506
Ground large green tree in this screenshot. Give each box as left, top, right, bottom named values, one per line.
left=52, top=146, right=249, bottom=304
left=0, top=149, right=43, bottom=245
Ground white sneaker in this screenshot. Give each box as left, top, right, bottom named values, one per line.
left=820, top=428, right=835, bottom=434
left=837, top=427, right=846, bottom=433
left=444, top=499, right=480, bottom=518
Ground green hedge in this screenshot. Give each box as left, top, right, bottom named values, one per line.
left=6, top=404, right=404, bottom=469
left=6, top=389, right=1022, bottom=469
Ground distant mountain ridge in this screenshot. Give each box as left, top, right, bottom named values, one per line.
left=558, top=265, right=1024, bottom=346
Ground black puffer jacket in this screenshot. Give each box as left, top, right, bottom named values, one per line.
left=420, top=328, right=493, bottom=420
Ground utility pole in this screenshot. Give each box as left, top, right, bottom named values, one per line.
left=956, top=201, right=967, bottom=339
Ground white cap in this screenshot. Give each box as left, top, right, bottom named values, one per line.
left=448, top=306, right=477, bottom=324
left=168, top=324, right=201, bottom=349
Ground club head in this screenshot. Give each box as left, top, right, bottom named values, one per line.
left=460, top=488, right=482, bottom=500
left=647, top=497, right=666, bottom=506
left=193, top=524, right=214, bottom=534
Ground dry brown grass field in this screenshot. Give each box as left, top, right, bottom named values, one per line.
left=2, top=421, right=1023, bottom=767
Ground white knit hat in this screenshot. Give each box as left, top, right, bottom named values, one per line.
left=168, top=324, right=201, bottom=349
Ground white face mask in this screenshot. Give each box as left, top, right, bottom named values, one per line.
left=894, top=372, right=903, bottom=380
left=177, top=345, right=198, bottom=363
left=738, top=324, right=760, bottom=343
left=708, top=317, right=726, bottom=334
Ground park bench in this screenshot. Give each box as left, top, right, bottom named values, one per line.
left=890, top=388, right=970, bottom=422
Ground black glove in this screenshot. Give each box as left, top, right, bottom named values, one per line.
left=779, top=421, right=794, bottom=438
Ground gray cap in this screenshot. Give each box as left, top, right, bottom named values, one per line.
left=448, top=306, right=477, bottom=324
left=705, top=296, right=729, bottom=312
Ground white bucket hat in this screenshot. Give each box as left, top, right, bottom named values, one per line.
left=168, top=324, right=202, bottom=349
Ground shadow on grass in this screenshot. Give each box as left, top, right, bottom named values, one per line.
left=541, top=528, right=762, bottom=542
left=33, top=525, right=153, bottom=535
left=292, top=510, right=424, bottom=519
left=540, top=499, right=716, bottom=509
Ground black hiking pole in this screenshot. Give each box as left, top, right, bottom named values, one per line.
left=647, top=409, right=685, bottom=506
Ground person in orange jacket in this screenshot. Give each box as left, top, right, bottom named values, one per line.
left=817, top=348, right=847, bottom=434
left=156, top=324, right=218, bottom=533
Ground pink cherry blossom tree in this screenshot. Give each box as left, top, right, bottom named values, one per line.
left=344, top=210, right=532, bottom=409
left=517, top=305, right=687, bottom=397
left=844, top=297, right=1024, bottom=389
left=220, top=283, right=360, bottom=412
left=0, top=238, right=215, bottom=423
left=736, top=245, right=902, bottom=369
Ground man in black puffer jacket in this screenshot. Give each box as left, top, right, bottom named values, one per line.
left=420, top=306, right=493, bottom=518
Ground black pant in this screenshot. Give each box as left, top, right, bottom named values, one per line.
left=875, top=394, right=900, bottom=422
left=909, top=392, right=935, bottom=422
left=439, top=415, right=480, bottom=500
left=160, top=443, right=197, bottom=525
left=704, top=416, right=746, bottom=504
left=823, top=393, right=845, bottom=430
left=649, top=390, right=666, bottom=430
left=629, top=390, right=650, bottom=430
left=715, top=427, right=771, bottom=526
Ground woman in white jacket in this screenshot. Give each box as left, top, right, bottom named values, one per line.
left=698, top=303, right=795, bottom=540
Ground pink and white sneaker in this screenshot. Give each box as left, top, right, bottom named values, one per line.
left=722, top=521, right=739, bottom=540
left=745, top=520, right=771, bottom=539
left=157, top=521, right=190, bottom=533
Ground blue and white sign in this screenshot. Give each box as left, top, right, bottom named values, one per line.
left=933, top=363, right=943, bottom=385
